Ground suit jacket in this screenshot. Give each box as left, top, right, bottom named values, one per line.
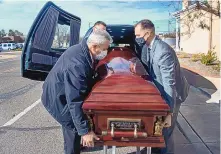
left=41, top=39, right=94, bottom=135
left=141, top=36, right=189, bottom=112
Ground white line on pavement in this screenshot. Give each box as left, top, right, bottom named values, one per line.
left=1, top=99, right=41, bottom=127
left=0, top=59, right=18, bottom=64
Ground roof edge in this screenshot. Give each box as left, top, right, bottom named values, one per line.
left=172, top=2, right=219, bottom=18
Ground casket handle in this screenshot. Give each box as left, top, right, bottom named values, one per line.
left=101, top=129, right=148, bottom=138
left=134, top=124, right=138, bottom=138
left=111, top=123, right=115, bottom=137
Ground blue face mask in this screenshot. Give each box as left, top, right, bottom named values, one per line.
left=135, top=37, right=146, bottom=49
left=135, top=32, right=148, bottom=49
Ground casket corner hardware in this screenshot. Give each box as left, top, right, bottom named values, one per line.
left=154, top=116, right=164, bottom=136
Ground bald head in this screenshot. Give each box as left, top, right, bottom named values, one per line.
left=135, top=19, right=155, bottom=31
left=93, top=21, right=107, bottom=31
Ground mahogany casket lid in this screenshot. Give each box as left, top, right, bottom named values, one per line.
left=83, top=73, right=170, bottom=112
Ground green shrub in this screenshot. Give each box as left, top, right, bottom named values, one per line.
left=13, top=48, right=22, bottom=51
left=177, top=52, right=190, bottom=58
left=200, top=50, right=217, bottom=65
left=212, top=62, right=220, bottom=72
left=191, top=53, right=203, bottom=62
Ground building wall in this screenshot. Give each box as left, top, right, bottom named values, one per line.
left=179, top=9, right=220, bottom=60
left=211, top=14, right=220, bottom=60
left=180, top=10, right=210, bottom=54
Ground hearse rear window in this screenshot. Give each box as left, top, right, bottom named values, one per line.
left=51, top=22, right=70, bottom=50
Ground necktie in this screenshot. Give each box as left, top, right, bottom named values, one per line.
left=147, top=48, right=151, bottom=74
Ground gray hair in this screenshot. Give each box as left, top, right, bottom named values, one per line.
left=87, top=29, right=113, bottom=45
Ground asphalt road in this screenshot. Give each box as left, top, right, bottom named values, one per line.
left=0, top=51, right=219, bottom=154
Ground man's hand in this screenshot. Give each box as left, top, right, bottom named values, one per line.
left=129, top=63, right=136, bottom=74
left=162, top=113, right=172, bottom=127
left=82, top=131, right=100, bottom=147
left=107, top=67, right=114, bottom=77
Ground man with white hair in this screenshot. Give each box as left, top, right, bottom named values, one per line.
left=41, top=29, right=113, bottom=154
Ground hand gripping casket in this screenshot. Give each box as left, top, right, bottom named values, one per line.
left=82, top=48, right=170, bottom=147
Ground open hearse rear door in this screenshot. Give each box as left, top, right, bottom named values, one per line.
left=21, top=1, right=81, bottom=81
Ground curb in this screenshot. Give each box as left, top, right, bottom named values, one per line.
left=180, top=63, right=220, bottom=90
left=190, top=86, right=211, bottom=98
left=180, top=63, right=220, bottom=78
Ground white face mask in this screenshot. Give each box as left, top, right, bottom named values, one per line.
left=94, top=50, right=107, bottom=60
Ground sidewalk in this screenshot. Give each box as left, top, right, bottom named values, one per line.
left=172, top=64, right=220, bottom=154
left=174, top=86, right=220, bottom=154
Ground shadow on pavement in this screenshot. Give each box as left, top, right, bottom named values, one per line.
left=181, top=67, right=220, bottom=103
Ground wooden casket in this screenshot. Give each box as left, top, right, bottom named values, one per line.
left=82, top=47, right=170, bottom=148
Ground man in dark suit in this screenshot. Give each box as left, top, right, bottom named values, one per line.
left=41, top=29, right=113, bottom=154
left=83, top=21, right=107, bottom=40
left=133, top=19, right=190, bottom=154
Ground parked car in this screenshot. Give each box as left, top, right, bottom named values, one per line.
left=1, top=43, right=16, bottom=50
left=0, top=46, right=3, bottom=52
left=21, top=1, right=139, bottom=81
left=16, top=43, right=24, bottom=49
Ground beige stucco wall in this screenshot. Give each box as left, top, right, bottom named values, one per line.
left=211, top=14, right=220, bottom=60
left=179, top=9, right=220, bottom=60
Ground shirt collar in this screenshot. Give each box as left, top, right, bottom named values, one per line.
left=148, top=35, right=156, bottom=50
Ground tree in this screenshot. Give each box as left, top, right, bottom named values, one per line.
left=159, top=0, right=220, bottom=36
left=0, top=29, right=6, bottom=37
left=8, top=29, right=15, bottom=36
left=14, top=30, right=24, bottom=36
left=53, top=24, right=70, bottom=48
left=8, top=29, right=23, bottom=36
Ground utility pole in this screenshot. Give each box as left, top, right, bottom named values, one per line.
left=168, top=12, right=171, bottom=33
left=168, top=20, right=170, bottom=33
left=89, top=22, right=92, bottom=28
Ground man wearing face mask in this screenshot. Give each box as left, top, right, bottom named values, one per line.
left=82, top=21, right=107, bottom=70
left=133, top=19, right=189, bottom=154
left=41, top=29, right=113, bottom=154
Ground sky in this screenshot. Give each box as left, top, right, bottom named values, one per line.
left=0, top=0, right=180, bottom=37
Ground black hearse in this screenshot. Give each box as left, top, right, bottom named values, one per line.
left=21, top=1, right=138, bottom=81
